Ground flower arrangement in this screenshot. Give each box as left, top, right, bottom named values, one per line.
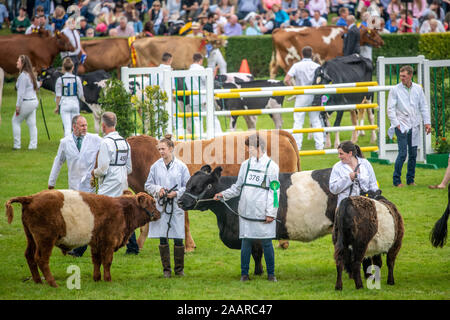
left=434, top=136, right=450, bottom=154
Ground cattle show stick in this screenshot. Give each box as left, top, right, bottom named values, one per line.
left=175, top=104, right=378, bottom=118
left=172, top=81, right=379, bottom=96
left=298, top=146, right=379, bottom=156
left=39, top=96, right=51, bottom=140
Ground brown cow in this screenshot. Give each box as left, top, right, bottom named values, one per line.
left=5, top=190, right=160, bottom=287
left=78, top=38, right=131, bottom=75
left=0, top=32, right=75, bottom=75
left=269, top=26, right=384, bottom=78
left=128, top=130, right=300, bottom=251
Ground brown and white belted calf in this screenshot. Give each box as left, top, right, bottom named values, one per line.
left=5, top=190, right=160, bottom=287
left=332, top=194, right=404, bottom=290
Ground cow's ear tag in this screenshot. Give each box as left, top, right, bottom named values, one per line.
left=83, top=80, right=87, bottom=86
left=270, top=180, right=280, bottom=208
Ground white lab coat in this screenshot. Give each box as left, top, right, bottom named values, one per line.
left=329, top=157, right=379, bottom=207
left=145, top=157, right=190, bottom=239
left=93, top=131, right=132, bottom=197
left=387, top=82, right=431, bottom=147
left=221, top=153, right=279, bottom=239
left=48, top=133, right=102, bottom=192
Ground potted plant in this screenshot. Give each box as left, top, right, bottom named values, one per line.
left=427, top=135, right=450, bottom=168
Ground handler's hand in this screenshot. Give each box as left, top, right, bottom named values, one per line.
left=167, top=191, right=177, bottom=199
left=213, top=193, right=223, bottom=201
left=159, top=188, right=166, bottom=198
left=48, top=185, right=54, bottom=190
left=425, top=124, right=431, bottom=135
left=265, top=216, right=275, bottom=224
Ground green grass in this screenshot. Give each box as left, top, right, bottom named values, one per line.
left=0, top=82, right=449, bottom=300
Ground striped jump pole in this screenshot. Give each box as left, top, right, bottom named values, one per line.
left=173, top=81, right=379, bottom=96
left=214, top=85, right=394, bottom=99
left=174, top=103, right=378, bottom=118
left=299, top=146, right=379, bottom=156
left=287, top=125, right=378, bottom=134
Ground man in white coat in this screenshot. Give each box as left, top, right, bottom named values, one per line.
left=214, top=133, right=279, bottom=282
left=144, top=134, right=190, bottom=277
left=92, top=112, right=138, bottom=254
left=284, top=46, right=323, bottom=151
left=48, top=115, right=102, bottom=257
left=387, top=65, right=431, bottom=187
left=186, top=53, right=223, bottom=138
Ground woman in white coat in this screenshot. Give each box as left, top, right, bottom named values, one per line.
left=214, top=133, right=280, bottom=282
left=145, top=134, right=190, bottom=278
left=12, top=55, right=39, bottom=150
left=329, top=140, right=379, bottom=208
left=54, top=57, right=84, bottom=137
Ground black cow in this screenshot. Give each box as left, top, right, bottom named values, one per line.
left=178, top=165, right=337, bottom=275
left=215, top=80, right=285, bottom=131
left=312, top=54, right=375, bottom=148
left=39, top=67, right=111, bottom=133
left=430, top=184, right=450, bottom=248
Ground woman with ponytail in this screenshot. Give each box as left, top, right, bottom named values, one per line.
left=12, top=55, right=39, bottom=150
left=329, top=140, right=379, bottom=207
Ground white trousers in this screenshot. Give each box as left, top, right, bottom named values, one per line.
left=208, top=49, right=227, bottom=74
left=293, top=110, right=324, bottom=150
left=60, top=102, right=80, bottom=137
left=12, top=99, right=39, bottom=149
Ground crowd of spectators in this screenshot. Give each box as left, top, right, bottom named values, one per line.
left=0, top=0, right=449, bottom=37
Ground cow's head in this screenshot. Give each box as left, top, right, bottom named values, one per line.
left=136, top=192, right=161, bottom=221
left=360, top=25, right=384, bottom=48
left=178, top=165, right=223, bottom=211
left=38, top=67, right=62, bottom=92
left=55, top=31, right=76, bottom=52
left=311, top=65, right=333, bottom=106
left=205, top=33, right=227, bottom=49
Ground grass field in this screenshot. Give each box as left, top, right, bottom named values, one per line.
left=0, top=81, right=449, bottom=300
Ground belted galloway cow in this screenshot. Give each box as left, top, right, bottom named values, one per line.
left=5, top=190, right=160, bottom=287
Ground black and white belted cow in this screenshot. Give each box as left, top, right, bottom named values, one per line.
left=178, top=165, right=337, bottom=275
left=39, top=67, right=111, bottom=133
left=312, top=54, right=376, bottom=148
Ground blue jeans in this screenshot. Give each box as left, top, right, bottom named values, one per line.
left=241, top=238, right=275, bottom=276
left=394, top=127, right=417, bottom=186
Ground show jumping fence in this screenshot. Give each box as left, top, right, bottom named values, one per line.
left=122, top=56, right=449, bottom=163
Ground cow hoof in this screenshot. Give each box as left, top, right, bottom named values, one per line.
left=335, top=285, right=342, bottom=291
left=278, top=241, right=289, bottom=250
left=49, top=282, right=58, bottom=288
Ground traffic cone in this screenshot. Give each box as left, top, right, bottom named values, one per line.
left=239, top=59, right=250, bottom=74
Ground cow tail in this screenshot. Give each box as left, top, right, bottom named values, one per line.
left=430, top=205, right=449, bottom=248
left=334, top=198, right=353, bottom=275
left=5, top=196, right=32, bottom=224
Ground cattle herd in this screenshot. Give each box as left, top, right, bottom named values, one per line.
left=1, top=26, right=448, bottom=292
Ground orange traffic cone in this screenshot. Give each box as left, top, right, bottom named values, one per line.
left=239, top=59, right=250, bottom=74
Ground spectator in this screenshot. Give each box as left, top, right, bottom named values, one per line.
left=38, top=12, right=53, bottom=33
left=297, top=0, right=306, bottom=11
left=224, top=13, right=242, bottom=35
left=387, top=0, right=403, bottom=18
left=142, top=21, right=155, bottom=36
left=86, top=27, right=95, bottom=37
left=11, top=7, right=31, bottom=34
left=125, top=2, right=143, bottom=34
left=444, top=11, right=450, bottom=30
left=262, top=0, right=281, bottom=12
left=34, top=0, right=51, bottom=17
left=115, top=16, right=135, bottom=36
left=356, top=0, right=371, bottom=17
left=343, top=15, right=360, bottom=55
left=422, top=0, right=445, bottom=24
left=385, top=11, right=399, bottom=32
left=337, top=0, right=357, bottom=16
left=258, top=9, right=275, bottom=33
left=281, top=0, right=298, bottom=16
left=329, top=0, right=340, bottom=14
left=196, top=0, right=211, bottom=19
left=335, top=6, right=348, bottom=26
left=78, top=17, right=90, bottom=37
left=0, top=0, right=9, bottom=30
left=237, top=0, right=259, bottom=20
left=52, top=6, right=69, bottom=32
left=398, top=9, right=413, bottom=33
left=420, top=17, right=445, bottom=32
left=181, top=0, right=201, bottom=21
left=203, top=12, right=215, bottom=32
left=217, top=0, right=235, bottom=19
left=407, top=0, right=427, bottom=19
left=167, top=0, right=182, bottom=19
left=291, top=8, right=312, bottom=26
left=379, top=17, right=391, bottom=33
left=80, top=0, right=100, bottom=23
left=25, top=15, right=39, bottom=34
left=308, top=0, right=328, bottom=18
left=272, top=3, right=290, bottom=27
left=245, top=15, right=262, bottom=34
left=310, top=9, right=327, bottom=26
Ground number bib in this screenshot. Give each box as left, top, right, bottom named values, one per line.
left=62, top=76, right=78, bottom=97
left=242, top=159, right=271, bottom=190
left=107, top=137, right=129, bottom=166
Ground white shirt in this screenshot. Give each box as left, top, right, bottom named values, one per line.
left=93, top=131, right=132, bottom=197
left=221, top=153, right=279, bottom=239
left=16, top=72, right=38, bottom=107
left=145, top=157, right=190, bottom=239
left=48, top=133, right=102, bottom=192
left=329, top=157, right=378, bottom=207
left=287, top=58, right=320, bottom=107
left=310, top=16, right=327, bottom=27
left=387, top=82, right=430, bottom=147
left=187, top=63, right=207, bottom=109
left=61, top=27, right=81, bottom=57
left=55, top=72, right=84, bottom=105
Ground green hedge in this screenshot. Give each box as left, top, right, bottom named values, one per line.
left=225, top=32, right=450, bottom=77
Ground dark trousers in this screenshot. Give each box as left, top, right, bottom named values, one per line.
left=394, top=127, right=417, bottom=186
left=241, top=238, right=275, bottom=276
